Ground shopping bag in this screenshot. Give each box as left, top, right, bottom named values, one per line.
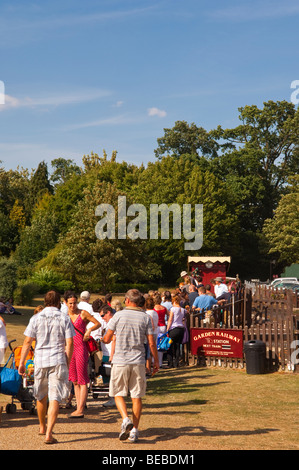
left=0, top=356, right=22, bottom=396
left=157, top=333, right=172, bottom=352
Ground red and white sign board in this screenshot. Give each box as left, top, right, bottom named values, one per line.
left=190, top=328, right=243, bottom=358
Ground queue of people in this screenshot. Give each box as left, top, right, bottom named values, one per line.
left=14, top=273, right=238, bottom=445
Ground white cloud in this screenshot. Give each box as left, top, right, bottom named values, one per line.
left=113, top=100, right=124, bottom=108
left=148, top=107, right=167, bottom=118
left=0, top=94, right=21, bottom=109
left=0, top=89, right=112, bottom=112
left=64, top=114, right=141, bottom=131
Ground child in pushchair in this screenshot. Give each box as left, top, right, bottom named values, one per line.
left=0, top=340, right=36, bottom=414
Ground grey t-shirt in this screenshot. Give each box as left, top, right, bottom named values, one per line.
left=106, top=307, right=153, bottom=365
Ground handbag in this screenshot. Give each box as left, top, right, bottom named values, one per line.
left=182, top=326, right=189, bottom=344
left=0, top=356, right=22, bottom=396
left=74, top=326, right=99, bottom=355
left=157, top=333, right=172, bottom=352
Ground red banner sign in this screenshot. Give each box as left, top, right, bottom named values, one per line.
left=190, top=328, right=243, bottom=358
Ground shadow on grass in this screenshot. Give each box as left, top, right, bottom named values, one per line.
left=146, top=367, right=228, bottom=397
left=138, top=425, right=279, bottom=444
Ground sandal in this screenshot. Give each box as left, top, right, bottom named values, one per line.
left=45, top=437, right=58, bottom=445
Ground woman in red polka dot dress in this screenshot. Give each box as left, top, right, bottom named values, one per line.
left=66, top=292, right=100, bottom=418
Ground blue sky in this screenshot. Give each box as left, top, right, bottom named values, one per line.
left=0, top=0, right=298, bottom=172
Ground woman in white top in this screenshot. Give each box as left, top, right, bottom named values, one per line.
left=0, top=315, right=8, bottom=365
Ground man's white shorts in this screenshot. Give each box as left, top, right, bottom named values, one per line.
left=109, top=364, right=146, bottom=399
left=34, top=364, right=70, bottom=402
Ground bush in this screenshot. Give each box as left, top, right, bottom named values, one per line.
left=0, top=257, right=18, bottom=300
left=13, top=281, right=40, bottom=306
left=30, top=267, right=74, bottom=293
left=111, top=282, right=158, bottom=294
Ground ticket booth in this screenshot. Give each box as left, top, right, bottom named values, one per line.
left=187, top=256, right=231, bottom=289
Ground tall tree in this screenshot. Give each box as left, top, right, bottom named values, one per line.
left=26, top=161, right=53, bottom=215
left=57, top=181, right=160, bottom=292
left=211, top=100, right=299, bottom=218
left=50, top=158, right=81, bottom=186
left=154, top=120, right=218, bottom=160
left=130, top=156, right=240, bottom=283
left=263, top=175, right=299, bottom=266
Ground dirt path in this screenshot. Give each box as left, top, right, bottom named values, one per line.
left=1, top=366, right=299, bottom=451
left=0, top=386, right=199, bottom=451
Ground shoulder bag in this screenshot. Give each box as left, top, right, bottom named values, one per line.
left=74, top=326, right=99, bottom=355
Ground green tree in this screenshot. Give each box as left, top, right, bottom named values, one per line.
left=211, top=100, right=299, bottom=217
left=57, top=181, right=160, bottom=292
left=0, top=257, right=17, bottom=299
left=50, top=158, right=81, bottom=186
left=26, top=161, right=53, bottom=216
left=130, top=156, right=240, bottom=283
left=13, top=211, right=59, bottom=278
left=154, top=120, right=218, bottom=160
left=263, top=175, right=299, bottom=265
left=0, top=166, right=30, bottom=218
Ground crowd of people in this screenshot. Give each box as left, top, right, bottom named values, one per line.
left=8, top=271, right=238, bottom=445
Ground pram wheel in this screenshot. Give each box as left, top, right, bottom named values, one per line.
left=6, top=403, right=17, bottom=414
left=21, top=401, right=36, bottom=414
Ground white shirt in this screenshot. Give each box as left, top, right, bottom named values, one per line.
left=86, top=311, right=104, bottom=341
left=214, top=283, right=228, bottom=299
left=0, top=319, right=8, bottom=348
left=78, top=300, right=94, bottom=315
left=24, top=307, right=75, bottom=369
left=146, top=309, right=159, bottom=335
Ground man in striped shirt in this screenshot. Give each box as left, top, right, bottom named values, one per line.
left=102, top=289, right=159, bottom=442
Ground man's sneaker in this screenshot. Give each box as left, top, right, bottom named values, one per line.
left=119, top=417, right=133, bottom=441
left=102, top=397, right=116, bottom=407
left=128, top=428, right=139, bottom=443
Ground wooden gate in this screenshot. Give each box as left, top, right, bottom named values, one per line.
left=187, top=286, right=299, bottom=372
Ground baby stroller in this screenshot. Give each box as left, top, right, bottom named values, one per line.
left=0, top=340, right=36, bottom=414
left=88, top=348, right=110, bottom=401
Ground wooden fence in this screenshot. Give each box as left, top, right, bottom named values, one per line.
left=187, top=285, right=299, bottom=372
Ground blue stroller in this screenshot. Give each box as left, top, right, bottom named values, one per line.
left=0, top=340, right=36, bottom=414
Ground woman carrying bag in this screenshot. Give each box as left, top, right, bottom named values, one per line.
left=166, top=295, right=186, bottom=368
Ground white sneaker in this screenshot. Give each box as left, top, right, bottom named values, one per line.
left=128, top=427, right=139, bottom=442
left=102, top=397, right=115, bottom=407
left=119, top=417, right=133, bottom=441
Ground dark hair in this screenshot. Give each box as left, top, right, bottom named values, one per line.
left=44, top=290, right=61, bottom=308
left=92, top=298, right=103, bottom=313
left=104, top=293, right=112, bottom=303
left=65, top=291, right=78, bottom=301
left=164, top=290, right=172, bottom=301
left=63, top=290, right=74, bottom=301
left=145, top=296, right=154, bottom=309
left=100, top=305, right=113, bottom=315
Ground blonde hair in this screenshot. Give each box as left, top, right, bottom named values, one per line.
left=34, top=305, right=44, bottom=315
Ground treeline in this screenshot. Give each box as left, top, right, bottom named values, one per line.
left=0, top=100, right=298, bottom=301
